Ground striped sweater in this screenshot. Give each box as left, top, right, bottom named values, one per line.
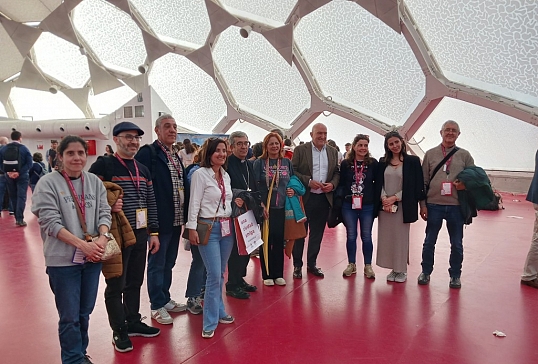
left=89, top=155, right=158, bottom=233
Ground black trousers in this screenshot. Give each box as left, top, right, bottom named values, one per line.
left=260, top=208, right=285, bottom=280
left=104, top=229, right=147, bottom=332
left=226, top=232, right=251, bottom=290
left=292, top=193, right=331, bottom=268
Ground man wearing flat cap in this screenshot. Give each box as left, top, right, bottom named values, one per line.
left=89, top=121, right=161, bottom=353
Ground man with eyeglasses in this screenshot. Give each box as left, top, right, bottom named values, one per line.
left=418, top=120, right=474, bottom=289
left=135, top=114, right=189, bottom=324
left=89, top=121, right=161, bottom=352
left=224, top=131, right=258, bottom=299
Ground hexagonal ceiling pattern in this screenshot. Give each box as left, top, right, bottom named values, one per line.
left=0, top=0, right=536, bottom=170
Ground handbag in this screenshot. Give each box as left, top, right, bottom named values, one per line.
left=68, top=182, right=120, bottom=262
left=284, top=197, right=307, bottom=241
left=182, top=204, right=220, bottom=245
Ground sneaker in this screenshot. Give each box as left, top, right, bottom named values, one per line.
left=343, top=263, right=357, bottom=277
left=202, top=329, right=214, bottom=338
left=112, top=331, right=133, bottom=353
left=9, top=211, right=14, bottom=215
left=226, top=287, right=250, bottom=299
left=151, top=307, right=173, bottom=325
left=449, top=277, right=461, bottom=289
left=394, top=272, right=407, bottom=283
left=274, top=278, right=286, bottom=286
left=187, top=296, right=203, bottom=315
left=127, top=318, right=160, bottom=337
left=386, top=270, right=397, bottom=282
left=16, top=220, right=27, bottom=227
left=164, top=299, right=187, bottom=313
left=521, top=278, right=538, bottom=288
left=218, top=315, right=235, bottom=324
left=363, top=264, right=375, bottom=279
left=83, top=355, right=94, bottom=364
left=263, top=279, right=275, bottom=286
left=418, top=272, right=430, bottom=285
left=293, top=267, right=302, bottom=279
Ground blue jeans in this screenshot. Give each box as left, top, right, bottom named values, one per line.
left=47, top=262, right=102, bottom=364
left=147, top=226, right=181, bottom=310
left=185, top=244, right=206, bottom=298
left=421, top=204, right=465, bottom=277
left=198, top=220, right=234, bottom=332
left=341, top=203, right=375, bottom=264
left=5, top=173, right=29, bottom=221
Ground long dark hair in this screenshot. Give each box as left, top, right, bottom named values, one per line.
left=345, top=134, right=373, bottom=165
left=199, top=138, right=228, bottom=168
left=183, top=138, right=195, bottom=154
left=382, top=131, right=407, bottom=165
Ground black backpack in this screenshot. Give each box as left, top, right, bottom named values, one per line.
left=2, top=143, right=21, bottom=173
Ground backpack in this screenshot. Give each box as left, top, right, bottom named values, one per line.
left=33, top=161, right=46, bottom=178
left=2, top=143, right=21, bottom=173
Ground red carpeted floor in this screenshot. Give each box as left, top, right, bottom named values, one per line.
left=1, top=192, right=537, bottom=364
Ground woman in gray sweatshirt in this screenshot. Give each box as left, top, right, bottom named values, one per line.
left=32, top=135, right=111, bottom=364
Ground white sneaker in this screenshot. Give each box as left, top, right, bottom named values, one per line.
left=165, top=299, right=187, bottom=313
left=263, top=279, right=275, bottom=286
left=274, top=278, right=286, bottom=286
left=386, top=270, right=397, bottom=282
left=151, top=307, right=173, bottom=324
left=394, top=272, right=407, bottom=283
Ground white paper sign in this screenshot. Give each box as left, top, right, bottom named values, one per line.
left=238, top=210, right=263, bottom=254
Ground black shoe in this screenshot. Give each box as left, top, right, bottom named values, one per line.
left=16, top=220, right=27, bottom=227
left=127, top=319, right=160, bottom=337
left=418, top=273, right=430, bottom=285
left=449, top=277, right=461, bottom=289
left=226, top=287, right=250, bottom=299
left=293, top=267, right=302, bottom=279
left=112, top=331, right=133, bottom=352
left=307, top=266, right=324, bottom=277
left=9, top=211, right=14, bottom=216
left=187, top=296, right=203, bottom=315
left=83, top=355, right=94, bottom=364
left=240, top=280, right=257, bottom=292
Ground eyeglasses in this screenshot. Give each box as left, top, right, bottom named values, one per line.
left=235, top=141, right=251, bottom=147
left=118, top=134, right=142, bottom=142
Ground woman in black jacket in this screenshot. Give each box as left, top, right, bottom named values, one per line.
left=376, top=131, right=425, bottom=283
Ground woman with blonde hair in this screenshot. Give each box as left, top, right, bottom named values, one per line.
left=253, top=132, right=295, bottom=286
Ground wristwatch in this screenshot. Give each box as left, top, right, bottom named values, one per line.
left=101, top=232, right=114, bottom=241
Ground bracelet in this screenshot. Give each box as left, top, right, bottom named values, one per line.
left=149, top=232, right=159, bottom=236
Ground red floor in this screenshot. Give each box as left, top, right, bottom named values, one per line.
left=1, top=193, right=537, bottom=364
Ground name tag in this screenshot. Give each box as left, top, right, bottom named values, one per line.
left=136, top=208, right=148, bottom=229
left=72, top=248, right=86, bottom=264
left=441, top=182, right=452, bottom=196
left=352, top=195, right=363, bottom=210
left=221, top=218, right=231, bottom=237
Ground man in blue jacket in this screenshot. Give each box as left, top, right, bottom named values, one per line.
left=521, top=149, right=538, bottom=288
left=0, top=131, right=32, bottom=226
left=135, top=114, right=188, bottom=325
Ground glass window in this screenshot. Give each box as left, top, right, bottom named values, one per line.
left=124, top=106, right=133, bottom=118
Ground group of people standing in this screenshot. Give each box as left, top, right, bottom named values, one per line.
left=24, top=114, right=538, bottom=364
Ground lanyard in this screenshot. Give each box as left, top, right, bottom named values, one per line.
left=441, top=145, right=454, bottom=173
left=216, top=171, right=226, bottom=211
left=354, top=159, right=365, bottom=191
left=62, top=170, right=85, bottom=220
left=114, top=153, right=140, bottom=193
left=241, top=160, right=250, bottom=191
left=265, top=158, right=281, bottom=205
left=156, top=140, right=183, bottom=178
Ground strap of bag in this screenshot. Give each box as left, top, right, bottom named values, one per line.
left=67, top=183, right=90, bottom=240
left=428, top=147, right=459, bottom=188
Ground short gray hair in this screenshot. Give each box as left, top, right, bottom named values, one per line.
left=229, top=131, right=248, bottom=146
left=155, top=113, right=175, bottom=128
left=441, top=120, right=460, bottom=132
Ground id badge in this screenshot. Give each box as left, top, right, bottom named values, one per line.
left=136, top=208, right=148, bottom=229
left=221, top=218, right=231, bottom=237
left=352, top=195, right=363, bottom=210
left=441, top=182, right=452, bottom=196
left=72, top=248, right=86, bottom=264
left=178, top=187, right=185, bottom=204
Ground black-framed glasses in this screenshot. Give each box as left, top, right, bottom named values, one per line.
left=118, top=134, right=142, bottom=142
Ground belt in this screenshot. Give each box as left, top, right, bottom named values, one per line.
left=199, top=216, right=230, bottom=222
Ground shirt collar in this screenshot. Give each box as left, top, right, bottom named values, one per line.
left=311, top=142, right=326, bottom=152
